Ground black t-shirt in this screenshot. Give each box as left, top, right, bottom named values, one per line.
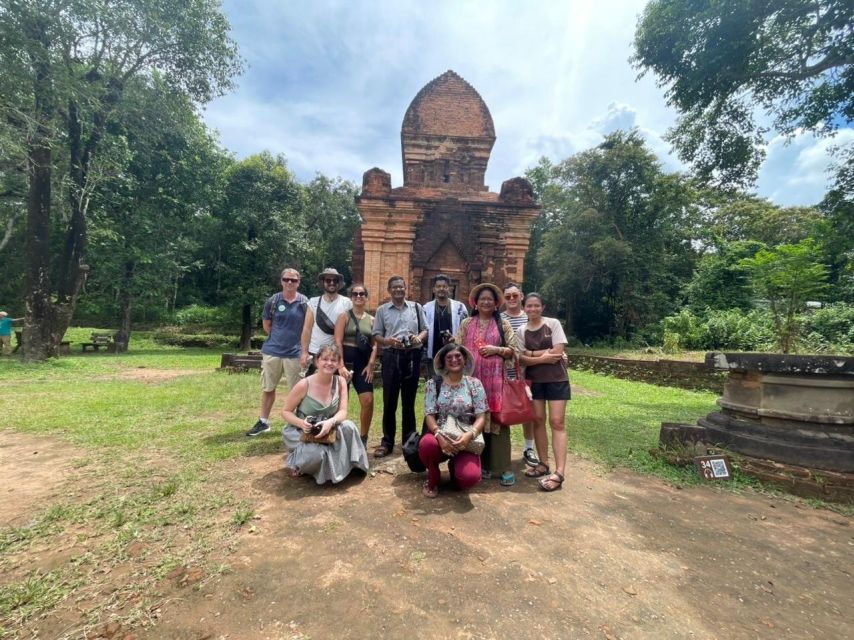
left=431, top=303, right=453, bottom=357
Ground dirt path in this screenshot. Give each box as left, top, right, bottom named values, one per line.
left=2, top=431, right=851, bottom=639
left=146, top=451, right=852, bottom=640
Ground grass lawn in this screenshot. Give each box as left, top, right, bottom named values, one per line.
left=0, top=332, right=843, bottom=634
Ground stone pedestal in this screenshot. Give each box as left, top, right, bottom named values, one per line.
left=699, top=352, right=854, bottom=472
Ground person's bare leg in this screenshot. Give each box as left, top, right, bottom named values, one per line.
left=358, top=391, right=374, bottom=438
left=532, top=400, right=549, bottom=467
left=542, top=399, right=568, bottom=490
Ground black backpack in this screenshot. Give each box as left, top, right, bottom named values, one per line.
left=402, top=375, right=442, bottom=473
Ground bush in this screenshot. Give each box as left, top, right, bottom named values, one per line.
left=153, top=327, right=235, bottom=348
left=658, top=308, right=775, bottom=351
left=800, top=303, right=854, bottom=353
left=173, top=305, right=234, bottom=330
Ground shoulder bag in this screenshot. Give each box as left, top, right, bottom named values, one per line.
left=492, top=362, right=536, bottom=426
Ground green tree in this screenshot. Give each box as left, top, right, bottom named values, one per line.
left=740, top=239, right=830, bottom=352
left=633, top=0, right=854, bottom=188
left=299, top=175, right=362, bottom=297
left=204, top=153, right=308, bottom=350
left=684, top=240, right=764, bottom=312
left=0, top=0, right=241, bottom=360
left=531, top=130, right=701, bottom=341
left=83, top=78, right=229, bottom=350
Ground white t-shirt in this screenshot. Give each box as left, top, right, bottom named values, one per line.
left=308, top=294, right=352, bottom=353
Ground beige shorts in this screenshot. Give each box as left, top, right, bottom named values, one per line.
left=260, top=354, right=301, bottom=392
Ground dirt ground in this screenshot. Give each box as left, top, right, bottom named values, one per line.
left=2, top=432, right=852, bottom=640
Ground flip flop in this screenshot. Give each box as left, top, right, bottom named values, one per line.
left=524, top=463, right=549, bottom=478
left=373, top=445, right=391, bottom=458
left=422, top=482, right=438, bottom=499
left=539, top=472, right=565, bottom=492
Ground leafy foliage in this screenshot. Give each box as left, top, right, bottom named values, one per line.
left=633, top=0, right=854, bottom=188
left=740, top=240, right=830, bottom=352
left=529, top=130, right=701, bottom=341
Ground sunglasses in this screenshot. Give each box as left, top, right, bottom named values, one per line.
left=281, top=277, right=299, bottom=283
left=351, top=291, right=367, bottom=297
left=323, top=279, right=340, bottom=285
left=505, top=293, right=520, bottom=299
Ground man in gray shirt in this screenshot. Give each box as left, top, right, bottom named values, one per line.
left=247, top=268, right=308, bottom=437
left=371, top=275, right=427, bottom=457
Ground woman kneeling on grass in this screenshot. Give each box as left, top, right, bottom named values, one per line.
left=282, top=344, right=369, bottom=484
left=517, top=293, right=570, bottom=492
left=418, top=344, right=487, bottom=498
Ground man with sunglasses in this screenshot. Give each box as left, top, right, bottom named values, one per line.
left=501, top=282, right=539, bottom=465
left=300, top=267, right=352, bottom=376
left=247, top=268, right=309, bottom=437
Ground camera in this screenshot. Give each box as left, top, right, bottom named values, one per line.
left=440, top=330, right=453, bottom=344
left=400, top=334, right=413, bottom=349
left=305, top=415, right=323, bottom=435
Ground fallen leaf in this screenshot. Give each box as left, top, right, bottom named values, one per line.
left=622, top=585, right=638, bottom=596
left=528, top=519, right=542, bottom=526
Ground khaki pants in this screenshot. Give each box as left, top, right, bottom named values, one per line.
left=260, top=354, right=301, bottom=392
left=0, top=335, right=10, bottom=356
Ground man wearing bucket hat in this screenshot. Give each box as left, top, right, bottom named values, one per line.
left=300, top=268, right=352, bottom=376
left=0, top=311, right=23, bottom=356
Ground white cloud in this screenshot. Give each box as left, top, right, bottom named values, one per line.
left=758, top=129, right=854, bottom=206
left=202, top=0, right=848, bottom=206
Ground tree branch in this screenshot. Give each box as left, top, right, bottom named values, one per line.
left=0, top=209, right=22, bottom=252
left=755, top=55, right=852, bottom=81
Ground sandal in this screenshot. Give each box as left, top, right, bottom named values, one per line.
left=422, top=482, right=438, bottom=499
left=373, top=445, right=391, bottom=458
left=499, top=472, right=516, bottom=487
left=524, top=463, right=549, bottom=478
left=481, top=469, right=493, bottom=480
left=539, top=472, right=565, bottom=492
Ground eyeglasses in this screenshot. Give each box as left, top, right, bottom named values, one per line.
left=281, top=277, right=299, bottom=283
left=505, top=293, right=520, bottom=299
left=351, top=291, right=367, bottom=297
left=445, top=353, right=464, bottom=362
left=323, top=279, right=339, bottom=285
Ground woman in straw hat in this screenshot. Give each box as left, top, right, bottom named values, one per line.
left=418, top=344, right=487, bottom=498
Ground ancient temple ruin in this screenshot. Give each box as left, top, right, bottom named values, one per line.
left=352, top=70, right=540, bottom=305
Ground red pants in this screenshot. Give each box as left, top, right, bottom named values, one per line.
left=418, top=433, right=481, bottom=491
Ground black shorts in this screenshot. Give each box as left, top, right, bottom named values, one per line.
left=530, top=380, right=571, bottom=401
left=344, top=345, right=374, bottom=395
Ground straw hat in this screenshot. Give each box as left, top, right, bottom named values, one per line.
left=468, top=282, right=504, bottom=308
left=433, top=343, right=475, bottom=377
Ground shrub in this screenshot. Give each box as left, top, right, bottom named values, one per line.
left=173, top=305, right=234, bottom=330
left=153, top=328, right=235, bottom=348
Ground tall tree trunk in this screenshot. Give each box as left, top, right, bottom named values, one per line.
left=23, top=15, right=56, bottom=361
left=239, top=303, right=253, bottom=351
left=114, top=260, right=134, bottom=353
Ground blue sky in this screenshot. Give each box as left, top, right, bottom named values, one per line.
left=203, top=0, right=853, bottom=207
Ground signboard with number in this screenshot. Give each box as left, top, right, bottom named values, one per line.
left=694, top=455, right=732, bottom=481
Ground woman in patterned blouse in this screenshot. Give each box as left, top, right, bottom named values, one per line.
left=418, top=344, right=488, bottom=498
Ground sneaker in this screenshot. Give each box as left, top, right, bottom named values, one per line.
left=523, top=448, right=540, bottom=467
left=246, top=420, right=271, bottom=437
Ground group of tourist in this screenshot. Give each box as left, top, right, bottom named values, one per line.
left=249, top=267, right=570, bottom=498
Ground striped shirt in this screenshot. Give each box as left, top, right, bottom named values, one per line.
left=501, top=310, right=527, bottom=380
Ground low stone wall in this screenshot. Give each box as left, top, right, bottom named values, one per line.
left=567, top=354, right=725, bottom=393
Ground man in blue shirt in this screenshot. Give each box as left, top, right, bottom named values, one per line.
left=0, top=311, right=22, bottom=356
left=246, top=268, right=308, bottom=437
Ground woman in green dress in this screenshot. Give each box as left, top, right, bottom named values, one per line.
left=282, top=344, right=369, bottom=483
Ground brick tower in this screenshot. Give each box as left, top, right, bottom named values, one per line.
left=353, top=70, right=540, bottom=305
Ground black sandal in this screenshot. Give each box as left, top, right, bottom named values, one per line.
left=539, top=472, right=564, bottom=492
left=524, top=463, right=549, bottom=478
